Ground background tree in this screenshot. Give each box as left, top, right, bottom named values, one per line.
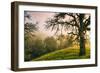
left=44, top=37, right=58, bottom=52
left=57, top=34, right=68, bottom=49
left=45, top=13, right=90, bottom=56
left=24, top=12, right=39, bottom=61
left=24, top=22, right=38, bottom=61
left=45, top=14, right=68, bottom=49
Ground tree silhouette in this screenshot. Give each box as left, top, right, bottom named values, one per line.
left=24, top=12, right=38, bottom=61
left=45, top=14, right=68, bottom=49
left=24, top=11, right=38, bottom=33
left=45, top=13, right=90, bottom=56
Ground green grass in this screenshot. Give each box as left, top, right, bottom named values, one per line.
left=33, top=47, right=90, bottom=61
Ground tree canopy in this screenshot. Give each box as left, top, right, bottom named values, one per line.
left=45, top=13, right=90, bottom=56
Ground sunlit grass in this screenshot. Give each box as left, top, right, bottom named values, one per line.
left=33, top=46, right=90, bottom=61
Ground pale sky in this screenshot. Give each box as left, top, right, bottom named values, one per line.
left=24, top=11, right=67, bottom=37
left=24, top=11, right=90, bottom=38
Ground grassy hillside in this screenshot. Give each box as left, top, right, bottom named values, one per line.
left=33, top=47, right=90, bottom=61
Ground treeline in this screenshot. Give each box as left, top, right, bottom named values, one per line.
left=24, top=33, right=73, bottom=61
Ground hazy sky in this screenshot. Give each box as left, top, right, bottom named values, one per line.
left=24, top=11, right=67, bottom=37
left=24, top=11, right=90, bottom=38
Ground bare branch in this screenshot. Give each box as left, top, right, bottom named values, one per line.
left=68, top=32, right=78, bottom=35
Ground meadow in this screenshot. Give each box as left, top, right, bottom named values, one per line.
left=33, top=47, right=90, bottom=61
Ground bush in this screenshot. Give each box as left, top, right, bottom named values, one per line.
left=44, top=37, right=58, bottom=52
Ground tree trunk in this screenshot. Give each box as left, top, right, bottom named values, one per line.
left=79, top=14, right=86, bottom=56
left=79, top=34, right=86, bottom=56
